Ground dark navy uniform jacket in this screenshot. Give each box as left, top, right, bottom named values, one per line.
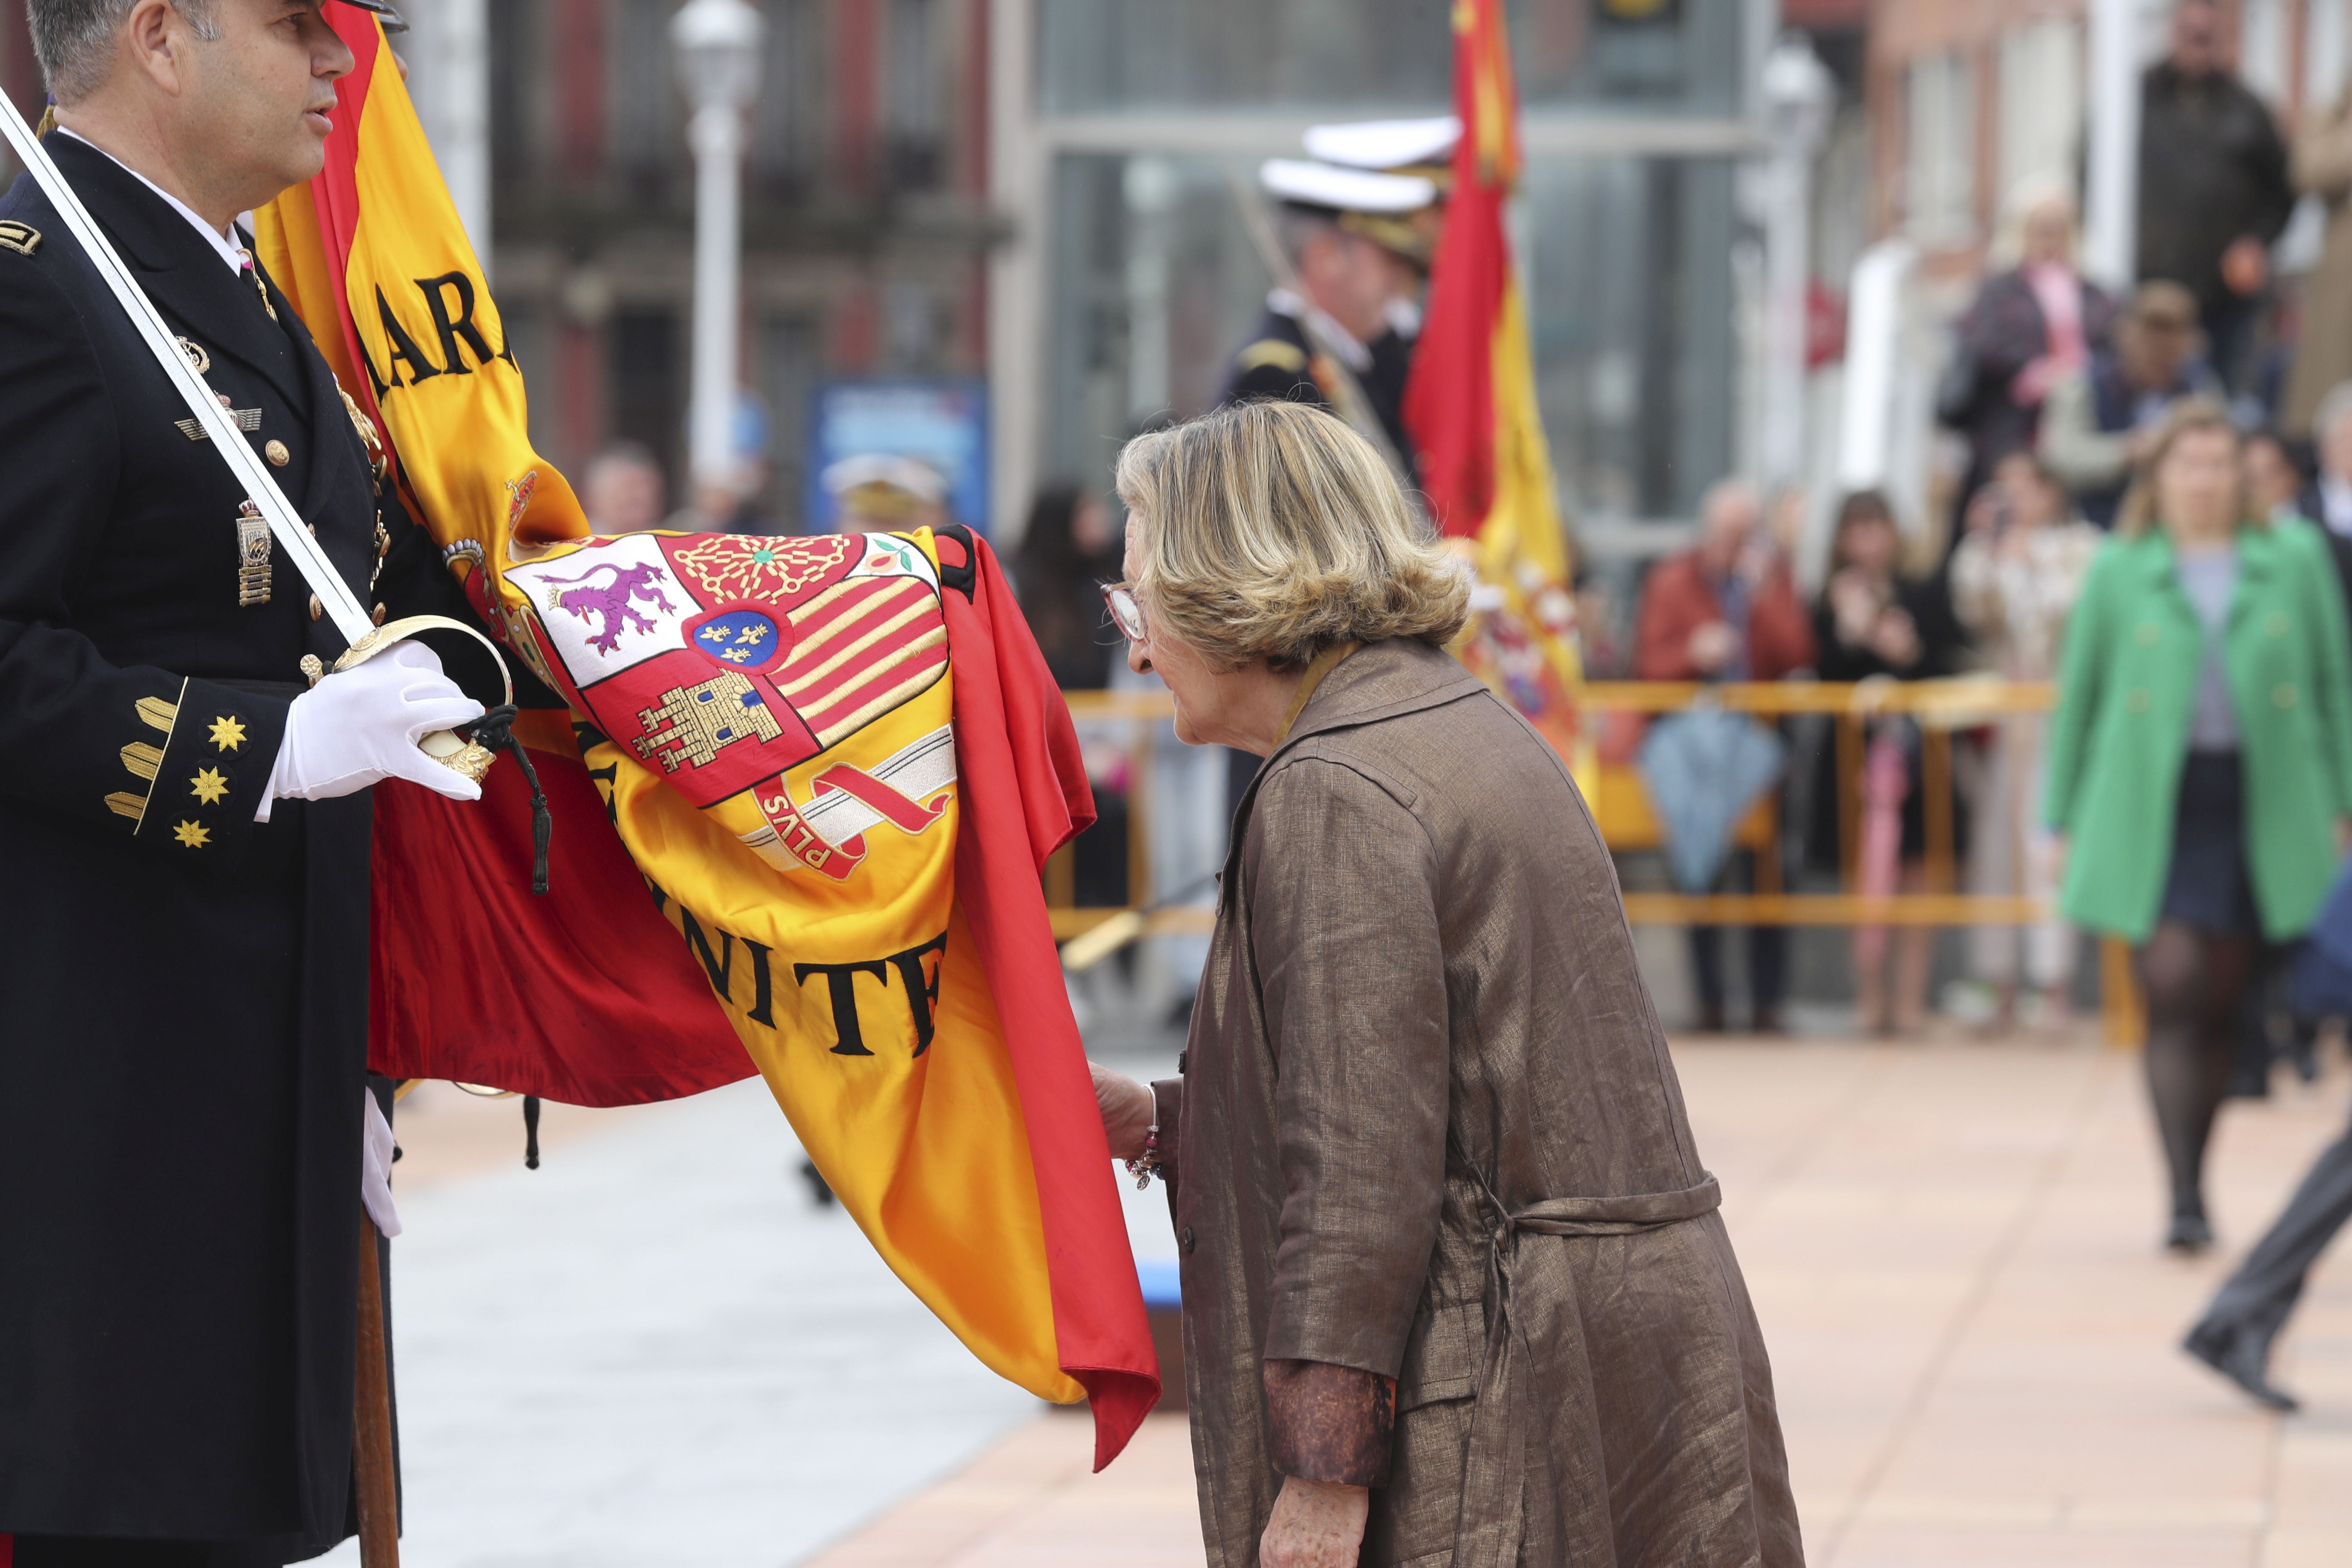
left=1213, top=301, right=1418, bottom=485
left=0, top=131, right=500, bottom=1557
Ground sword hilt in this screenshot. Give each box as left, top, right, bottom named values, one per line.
left=329, top=614, right=518, bottom=779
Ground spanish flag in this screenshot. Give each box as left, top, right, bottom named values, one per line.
left=1403, top=0, right=1583, bottom=761
left=252, top=1, right=1158, bottom=1467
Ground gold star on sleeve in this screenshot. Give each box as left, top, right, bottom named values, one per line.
left=207, top=715, right=248, bottom=752
left=172, top=820, right=212, bottom=848
left=190, top=767, right=229, bottom=805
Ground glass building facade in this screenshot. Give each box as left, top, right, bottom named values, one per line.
left=1019, top=0, right=1761, bottom=525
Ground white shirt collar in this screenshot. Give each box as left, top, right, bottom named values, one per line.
left=58, top=128, right=247, bottom=276
left=1267, top=288, right=1372, bottom=373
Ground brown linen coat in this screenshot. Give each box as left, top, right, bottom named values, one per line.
left=1158, top=638, right=1801, bottom=1568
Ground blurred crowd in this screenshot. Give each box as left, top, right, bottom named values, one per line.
left=567, top=0, right=2352, bottom=1301
left=1528, top=0, right=2352, bottom=1051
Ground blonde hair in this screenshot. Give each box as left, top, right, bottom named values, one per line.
left=1991, top=174, right=2077, bottom=270
left=2113, top=397, right=2260, bottom=538
left=1113, top=401, right=1471, bottom=670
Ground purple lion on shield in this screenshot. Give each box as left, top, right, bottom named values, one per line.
left=541, top=558, right=679, bottom=655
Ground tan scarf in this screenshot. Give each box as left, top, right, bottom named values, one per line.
left=1272, top=641, right=1360, bottom=749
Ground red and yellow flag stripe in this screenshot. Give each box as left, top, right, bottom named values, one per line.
left=1403, top=0, right=1584, bottom=763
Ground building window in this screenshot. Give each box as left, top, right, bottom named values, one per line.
left=883, top=279, right=941, bottom=371
left=1035, top=0, right=1740, bottom=116
left=488, top=0, right=545, bottom=197
left=612, top=0, right=681, bottom=202
left=503, top=303, right=555, bottom=459
left=1997, top=18, right=2080, bottom=215
left=885, top=0, right=945, bottom=190
left=760, top=315, right=821, bottom=533
left=1905, top=50, right=1977, bottom=248
left=2312, top=0, right=2351, bottom=107
left=2242, top=0, right=2290, bottom=106
left=1524, top=155, right=1736, bottom=519
left=1044, top=149, right=1734, bottom=521
left=753, top=0, right=821, bottom=194
left=611, top=307, right=683, bottom=489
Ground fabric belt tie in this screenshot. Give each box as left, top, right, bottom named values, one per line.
left=1449, top=1170, right=1724, bottom=1568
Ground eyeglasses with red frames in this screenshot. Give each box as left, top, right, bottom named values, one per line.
left=1100, top=582, right=1145, bottom=642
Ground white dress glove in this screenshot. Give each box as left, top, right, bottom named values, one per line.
left=258, top=641, right=486, bottom=820
left=362, top=1090, right=403, bottom=1238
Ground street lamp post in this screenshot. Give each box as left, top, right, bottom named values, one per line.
left=672, top=0, right=764, bottom=498
left=1757, top=33, right=1833, bottom=491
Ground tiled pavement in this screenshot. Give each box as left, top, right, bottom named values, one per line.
left=806, top=1039, right=2352, bottom=1568
left=316, top=1081, right=1041, bottom=1568
left=1699, top=1038, right=2352, bottom=1568
left=341, top=1041, right=2352, bottom=1566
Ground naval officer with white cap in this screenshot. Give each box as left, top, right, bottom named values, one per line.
left=1215, top=155, right=1441, bottom=475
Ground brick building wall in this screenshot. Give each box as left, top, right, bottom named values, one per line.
left=0, top=0, right=998, bottom=532
left=488, top=0, right=996, bottom=527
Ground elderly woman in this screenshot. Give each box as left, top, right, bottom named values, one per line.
left=1937, top=179, right=2118, bottom=517
left=1089, top=401, right=1800, bottom=1568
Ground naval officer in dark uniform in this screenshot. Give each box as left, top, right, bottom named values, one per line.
left=1210, top=145, right=1446, bottom=816
left=1216, top=155, right=1440, bottom=477
left=1301, top=114, right=1459, bottom=473
left=0, top=0, right=507, bottom=1560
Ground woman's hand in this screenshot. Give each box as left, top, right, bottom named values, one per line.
left=1962, top=484, right=2003, bottom=538
left=1687, top=619, right=1738, bottom=674
left=2222, top=234, right=2270, bottom=297
left=1828, top=570, right=1884, bottom=647
left=2009, top=354, right=2061, bottom=408
left=1259, top=1476, right=1370, bottom=1568
left=1868, top=605, right=1923, bottom=669
left=1090, top=1060, right=1155, bottom=1163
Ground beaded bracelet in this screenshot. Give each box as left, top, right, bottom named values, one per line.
left=1124, top=1099, right=1162, bottom=1190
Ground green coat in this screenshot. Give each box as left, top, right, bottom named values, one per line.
left=2046, top=520, right=2352, bottom=942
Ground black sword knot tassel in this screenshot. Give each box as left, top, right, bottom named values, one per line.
left=522, top=1094, right=541, bottom=1171
left=469, top=703, right=551, bottom=895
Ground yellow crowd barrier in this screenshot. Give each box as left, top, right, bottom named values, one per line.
left=1052, top=680, right=2142, bottom=1044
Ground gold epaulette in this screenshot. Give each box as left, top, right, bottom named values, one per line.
left=0, top=221, right=41, bottom=257
left=1236, top=339, right=1308, bottom=375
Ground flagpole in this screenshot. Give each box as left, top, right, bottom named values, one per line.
left=354, top=1215, right=399, bottom=1568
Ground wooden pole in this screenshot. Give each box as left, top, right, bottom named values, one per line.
left=1923, top=726, right=1954, bottom=894
left=354, top=1215, right=399, bottom=1567
left=2101, top=936, right=2147, bottom=1049
left=1836, top=716, right=1862, bottom=891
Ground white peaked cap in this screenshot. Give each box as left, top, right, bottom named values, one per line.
left=1302, top=116, right=1461, bottom=172
left=1259, top=158, right=1439, bottom=215
left=821, top=453, right=948, bottom=503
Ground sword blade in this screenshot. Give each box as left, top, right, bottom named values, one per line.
left=0, top=99, right=374, bottom=645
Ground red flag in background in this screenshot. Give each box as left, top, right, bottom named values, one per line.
left=1404, top=0, right=1586, bottom=766
left=1406, top=0, right=1520, bottom=540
